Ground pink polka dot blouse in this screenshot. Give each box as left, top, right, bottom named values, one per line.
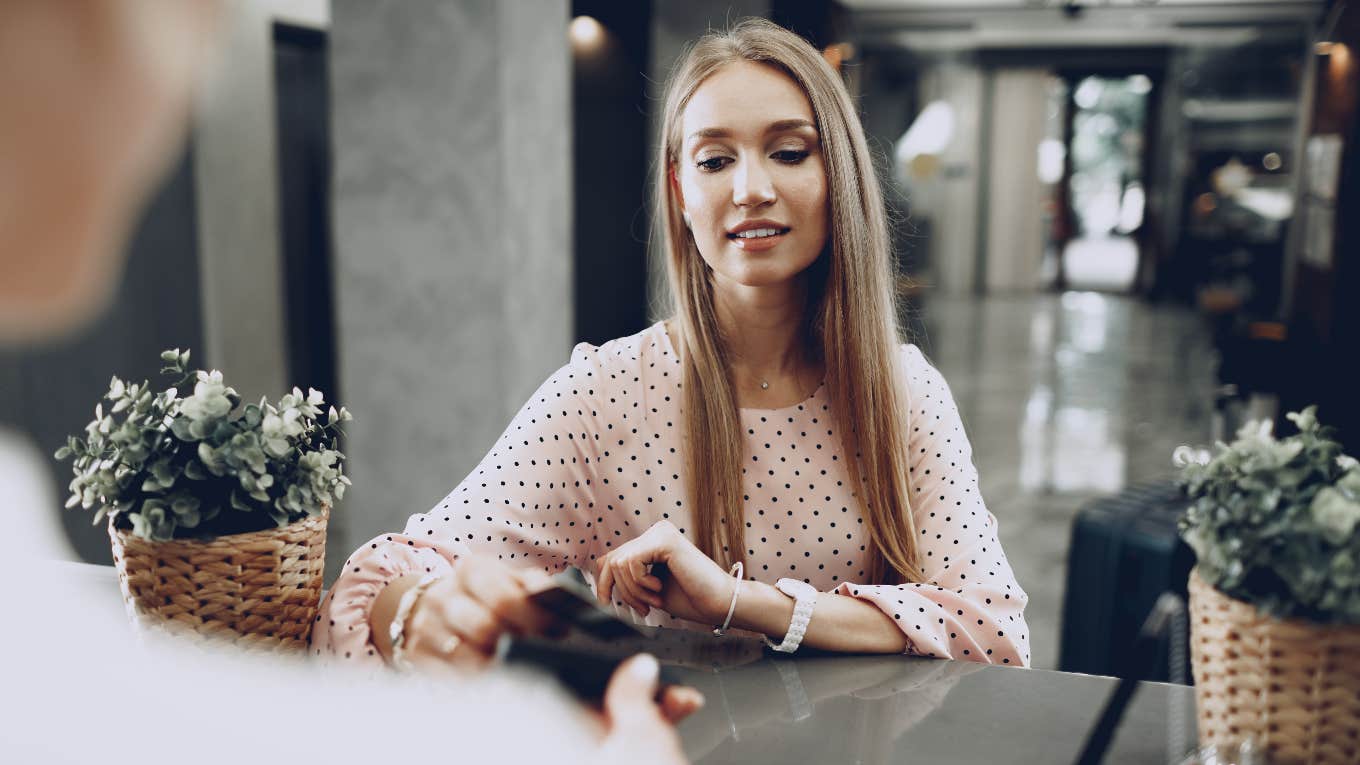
left=312, top=322, right=1031, bottom=666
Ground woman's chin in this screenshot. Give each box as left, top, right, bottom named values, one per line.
left=715, top=269, right=806, bottom=291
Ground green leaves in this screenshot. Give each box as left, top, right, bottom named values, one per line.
left=54, top=348, right=353, bottom=542
left=1177, top=406, right=1360, bottom=623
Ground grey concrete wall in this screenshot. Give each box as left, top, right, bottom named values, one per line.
left=192, top=0, right=288, bottom=402
left=328, top=0, right=572, bottom=578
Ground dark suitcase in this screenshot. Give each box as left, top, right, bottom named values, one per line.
left=1059, top=481, right=1196, bottom=682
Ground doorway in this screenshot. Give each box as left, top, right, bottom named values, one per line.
left=1058, top=74, right=1154, bottom=293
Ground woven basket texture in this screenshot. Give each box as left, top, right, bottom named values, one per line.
left=1189, top=567, right=1360, bottom=765
left=109, top=509, right=327, bottom=651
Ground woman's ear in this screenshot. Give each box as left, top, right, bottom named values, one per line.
left=669, top=165, right=693, bottom=229
left=669, top=164, right=686, bottom=212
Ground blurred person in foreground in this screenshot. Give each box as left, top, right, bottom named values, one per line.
left=0, top=3, right=696, bottom=762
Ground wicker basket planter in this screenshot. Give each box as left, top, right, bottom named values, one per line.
left=1188, top=567, right=1360, bottom=765
left=109, top=508, right=328, bottom=651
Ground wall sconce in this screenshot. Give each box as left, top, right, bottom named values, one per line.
left=569, top=15, right=606, bottom=56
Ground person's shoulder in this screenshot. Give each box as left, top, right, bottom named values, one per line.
left=896, top=341, right=935, bottom=376
left=566, top=321, right=675, bottom=378
left=896, top=341, right=955, bottom=399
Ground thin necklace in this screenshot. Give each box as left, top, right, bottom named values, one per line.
left=758, top=364, right=807, bottom=392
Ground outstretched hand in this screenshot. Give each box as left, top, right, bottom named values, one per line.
left=597, top=654, right=703, bottom=765
left=399, top=556, right=564, bottom=670
left=595, top=520, right=735, bottom=625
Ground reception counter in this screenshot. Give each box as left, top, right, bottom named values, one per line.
left=47, top=560, right=1196, bottom=764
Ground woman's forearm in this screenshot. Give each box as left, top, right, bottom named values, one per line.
left=729, top=580, right=909, bottom=654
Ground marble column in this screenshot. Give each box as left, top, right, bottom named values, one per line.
left=328, top=0, right=572, bottom=576
left=983, top=69, right=1049, bottom=293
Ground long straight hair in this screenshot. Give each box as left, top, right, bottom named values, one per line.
left=655, top=18, right=924, bottom=585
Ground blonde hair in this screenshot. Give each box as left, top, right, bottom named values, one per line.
left=655, top=18, right=924, bottom=585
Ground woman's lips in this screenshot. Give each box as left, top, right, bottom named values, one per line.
left=727, top=227, right=791, bottom=252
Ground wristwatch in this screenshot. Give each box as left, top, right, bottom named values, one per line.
left=765, top=578, right=818, bottom=653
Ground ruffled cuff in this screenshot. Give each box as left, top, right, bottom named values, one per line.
left=310, top=533, right=464, bottom=665
left=833, top=580, right=1030, bottom=666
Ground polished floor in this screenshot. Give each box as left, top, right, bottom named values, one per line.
left=908, top=291, right=1217, bottom=670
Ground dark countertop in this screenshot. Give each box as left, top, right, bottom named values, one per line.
left=640, top=630, right=1196, bottom=764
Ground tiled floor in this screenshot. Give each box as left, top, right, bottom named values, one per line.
left=907, top=291, right=1217, bottom=670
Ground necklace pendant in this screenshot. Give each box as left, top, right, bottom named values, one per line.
left=760, top=380, right=769, bottom=390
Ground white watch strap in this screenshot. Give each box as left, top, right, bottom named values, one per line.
left=765, top=584, right=815, bottom=653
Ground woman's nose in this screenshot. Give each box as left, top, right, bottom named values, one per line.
left=732, top=158, right=776, bottom=207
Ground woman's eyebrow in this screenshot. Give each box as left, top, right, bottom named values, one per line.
left=686, top=118, right=817, bottom=142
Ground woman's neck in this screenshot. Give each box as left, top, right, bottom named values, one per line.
left=711, top=277, right=820, bottom=400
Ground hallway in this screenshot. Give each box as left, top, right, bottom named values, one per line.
left=910, top=292, right=1217, bottom=669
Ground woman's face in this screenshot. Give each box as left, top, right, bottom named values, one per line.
left=674, top=61, right=829, bottom=291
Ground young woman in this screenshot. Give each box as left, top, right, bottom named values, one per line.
left=314, top=18, right=1030, bottom=670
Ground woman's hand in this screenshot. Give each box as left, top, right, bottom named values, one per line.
left=596, top=520, right=735, bottom=625
left=398, top=556, right=564, bottom=669
left=597, top=654, right=703, bottom=765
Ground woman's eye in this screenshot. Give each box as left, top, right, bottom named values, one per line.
left=697, top=157, right=730, bottom=172
left=773, top=149, right=810, bottom=164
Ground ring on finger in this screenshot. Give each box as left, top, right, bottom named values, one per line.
left=440, top=635, right=461, bottom=655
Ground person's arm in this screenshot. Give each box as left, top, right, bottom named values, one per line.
left=821, top=345, right=1030, bottom=664
left=312, top=350, right=606, bottom=665
left=715, top=346, right=1031, bottom=662
left=729, top=581, right=908, bottom=653
left=732, top=582, right=907, bottom=652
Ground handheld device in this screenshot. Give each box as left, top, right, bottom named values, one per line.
left=525, top=573, right=646, bottom=641
left=497, top=570, right=681, bottom=701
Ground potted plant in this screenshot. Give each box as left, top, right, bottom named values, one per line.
left=56, top=349, right=352, bottom=650
left=1175, top=407, right=1360, bottom=765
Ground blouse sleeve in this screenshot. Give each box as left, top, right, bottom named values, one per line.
left=312, top=345, right=606, bottom=664
left=832, top=345, right=1031, bottom=666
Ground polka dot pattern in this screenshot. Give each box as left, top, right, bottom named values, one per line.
left=312, top=322, right=1030, bottom=667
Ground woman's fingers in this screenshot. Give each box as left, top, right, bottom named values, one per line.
left=614, top=572, right=651, bottom=618
left=436, top=592, right=503, bottom=653
left=596, top=557, right=617, bottom=608
left=614, top=557, right=662, bottom=615
left=630, top=559, right=664, bottom=605
left=459, top=557, right=558, bottom=637
left=403, top=602, right=483, bottom=672
left=603, top=557, right=646, bottom=617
